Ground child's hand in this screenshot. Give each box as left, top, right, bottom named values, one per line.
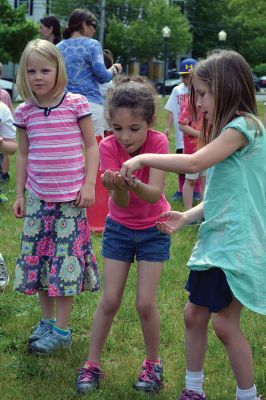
left=75, top=183, right=95, bottom=208
left=120, top=155, right=142, bottom=179
left=101, top=170, right=129, bottom=190
left=156, top=211, right=188, bottom=234
left=13, top=197, right=25, bottom=218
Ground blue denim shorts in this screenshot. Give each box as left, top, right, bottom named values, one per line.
left=102, top=217, right=170, bottom=262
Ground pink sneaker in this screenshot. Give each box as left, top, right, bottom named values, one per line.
left=178, top=389, right=206, bottom=400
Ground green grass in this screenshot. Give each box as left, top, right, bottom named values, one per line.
left=0, top=98, right=265, bottom=400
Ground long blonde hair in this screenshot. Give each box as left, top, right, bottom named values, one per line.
left=16, top=39, right=67, bottom=104
left=190, top=50, right=262, bottom=145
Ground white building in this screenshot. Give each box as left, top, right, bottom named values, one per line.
left=8, top=0, right=48, bottom=22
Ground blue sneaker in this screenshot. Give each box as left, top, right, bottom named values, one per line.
left=0, top=253, right=9, bottom=290
left=171, top=191, right=183, bottom=201
left=0, top=193, right=8, bottom=203
left=134, top=359, right=163, bottom=393
left=29, top=329, right=72, bottom=354
left=76, top=363, right=102, bottom=394
left=193, top=192, right=201, bottom=202
left=28, top=320, right=54, bottom=344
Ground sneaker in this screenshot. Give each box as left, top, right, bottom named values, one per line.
left=0, top=253, right=9, bottom=290
left=134, top=359, right=163, bottom=393
left=0, top=193, right=8, bottom=203
left=76, top=363, right=102, bottom=394
left=171, top=191, right=183, bottom=201
left=1, top=172, right=10, bottom=182
left=29, top=329, right=72, bottom=354
left=193, top=192, right=201, bottom=202
left=178, top=389, right=206, bottom=400
left=28, top=320, right=54, bottom=344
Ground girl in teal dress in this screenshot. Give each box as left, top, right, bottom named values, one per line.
left=120, top=50, right=265, bottom=400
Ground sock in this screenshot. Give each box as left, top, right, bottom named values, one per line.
left=42, top=318, right=55, bottom=324
left=84, top=360, right=100, bottom=369
left=236, top=385, right=257, bottom=400
left=185, top=369, right=204, bottom=394
left=52, top=325, right=70, bottom=336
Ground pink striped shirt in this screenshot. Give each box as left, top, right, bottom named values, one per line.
left=15, top=92, right=92, bottom=202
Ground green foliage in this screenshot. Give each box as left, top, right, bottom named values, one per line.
left=228, top=0, right=266, bottom=64
left=0, top=0, right=38, bottom=64
left=185, top=0, right=266, bottom=64
left=52, top=0, right=192, bottom=64
left=253, top=64, right=266, bottom=77
left=185, top=0, right=229, bottom=58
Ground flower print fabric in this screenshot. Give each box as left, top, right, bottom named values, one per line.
left=57, top=37, right=112, bottom=105
left=14, top=191, right=100, bottom=296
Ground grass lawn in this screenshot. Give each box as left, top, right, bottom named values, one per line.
left=0, top=98, right=265, bottom=400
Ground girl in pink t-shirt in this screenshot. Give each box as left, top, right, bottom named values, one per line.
left=76, top=77, right=170, bottom=395
left=179, top=97, right=206, bottom=210
left=12, top=39, right=100, bottom=355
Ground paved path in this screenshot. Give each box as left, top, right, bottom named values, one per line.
left=256, top=92, right=266, bottom=102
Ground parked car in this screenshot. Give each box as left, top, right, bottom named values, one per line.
left=252, top=73, right=260, bottom=92
left=156, top=70, right=181, bottom=95
left=0, top=78, right=19, bottom=101
left=259, top=75, right=266, bottom=90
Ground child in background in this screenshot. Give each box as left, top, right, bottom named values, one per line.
left=179, top=95, right=206, bottom=210
left=0, top=102, right=17, bottom=287
left=121, top=50, right=265, bottom=400
left=0, top=101, right=16, bottom=205
left=76, top=76, right=170, bottom=395
left=99, top=49, right=115, bottom=134
left=99, top=49, right=114, bottom=101
left=13, top=39, right=100, bottom=355
left=0, top=62, right=14, bottom=183
left=165, top=58, right=200, bottom=201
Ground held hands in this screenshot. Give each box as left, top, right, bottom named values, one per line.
left=156, top=211, right=188, bottom=235
left=101, top=170, right=131, bottom=191
left=75, top=183, right=95, bottom=208
left=119, top=155, right=143, bottom=180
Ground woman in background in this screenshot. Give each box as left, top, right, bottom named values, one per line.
left=57, top=8, right=122, bottom=137
left=39, top=16, right=61, bottom=45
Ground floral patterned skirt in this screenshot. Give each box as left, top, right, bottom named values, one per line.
left=14, top=191, right=100, bottom=296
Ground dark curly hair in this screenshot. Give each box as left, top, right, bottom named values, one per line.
left=106, top=76, right=157, bottom=125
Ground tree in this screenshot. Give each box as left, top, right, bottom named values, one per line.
left=0, top=0, right=38, bottom=65
left=227, top=0, right=266, bottom=65
left=185, top=0, right=266, bottom=65
left=185, top=0, right=229, bottom=59
left=52, top=0, right=192, bottom=63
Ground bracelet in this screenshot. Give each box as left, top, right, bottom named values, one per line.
left=15, top=194, right=25, bottom=199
